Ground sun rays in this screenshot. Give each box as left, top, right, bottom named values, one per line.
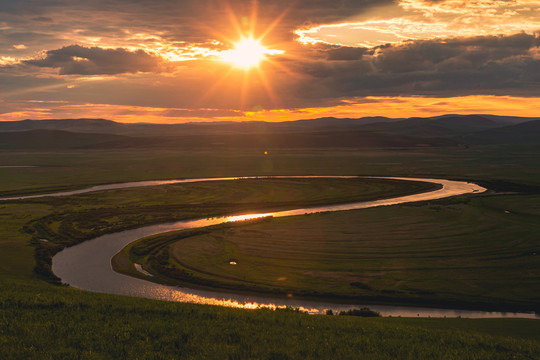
left=198, top=1, right=290, bottom=110
left=220, top=37, right=283, bottom=69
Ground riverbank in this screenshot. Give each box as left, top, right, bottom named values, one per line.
left=22, top=177, right=438, bottom=283
left=113, top=191, right=540, bottom=315
left=53, top=177, right=539, bottom=318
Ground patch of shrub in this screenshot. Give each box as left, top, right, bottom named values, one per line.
left=339, top=307, right=381, bottom=317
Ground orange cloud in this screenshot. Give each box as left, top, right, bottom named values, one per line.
left=296, top=0, right=540, bottom=47
left=242, top=95, right=540, bottom=121
left=1, top=95, right=538, bottom=123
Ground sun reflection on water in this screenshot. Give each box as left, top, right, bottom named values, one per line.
left=162, top=288, right=319, bottom=313
left=226, top=213, right=273, bottom=222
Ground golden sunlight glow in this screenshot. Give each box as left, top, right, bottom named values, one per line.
left=0, top=56, right=16, bottom=66
left=4, top=95, right=540, bottom=123
left=296, top=0, right=540, bottom=47
left=196, top=2, right=291, bottom=108
left=220, top=38, right=283, bottom=68
left=227, top=213, right=273, bottom=222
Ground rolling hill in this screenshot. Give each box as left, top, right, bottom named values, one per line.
left=0, top=129, right=129, bottom=150
left=0, top=115, right=538, bottom=150
left=358, top=115, right=503, bottom=138
left=465, top=120, right=540, bottom=144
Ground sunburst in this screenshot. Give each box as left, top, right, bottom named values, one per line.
left=220, top=37, right=282, bottom=69
left=200, top=1, right=291, bottom=110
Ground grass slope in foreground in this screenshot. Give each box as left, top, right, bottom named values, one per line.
left=119, top=193, right=540, bottom=312
left=1, top=278, right=539, bottom=360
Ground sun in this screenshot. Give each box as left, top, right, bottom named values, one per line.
left=200, top=2, right=291, bottom=108
left=221, top=37, right=282, bottom=69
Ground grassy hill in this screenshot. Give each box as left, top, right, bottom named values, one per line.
left=359, top=115, right=502, bottom=137
left=1, top=115, right=538, bottom=150
left=466, top=120, right=540, bottom=144
left=0, top=129, right=129, bottom=150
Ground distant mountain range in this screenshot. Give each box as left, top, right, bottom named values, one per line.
left=0, top=115, right=538, bottom=150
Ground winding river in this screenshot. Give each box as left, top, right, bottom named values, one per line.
left=10, top=175, right=536, bottom=318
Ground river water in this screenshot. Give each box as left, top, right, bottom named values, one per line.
left=40, top=176, right=535, bottom=318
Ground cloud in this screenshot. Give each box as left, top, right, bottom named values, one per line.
left=0, top=0, right=393, bottom=47
left=323, top=45, right=369, bottom=60
left=399, top=0, right=539, bottom=16
left=5, top=32, right=540, bottom=113
left=286, top=32, right=540, bottom=99
left=375, top=32, right=540, bottom=74
left=296, top=0, right=540, bottom=47
left=0, top=0, right=394, bottom=72
left=23, top=45, right=168, bottom=75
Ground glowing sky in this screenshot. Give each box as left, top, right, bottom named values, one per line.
left=1, top=0, right=539, bottom=122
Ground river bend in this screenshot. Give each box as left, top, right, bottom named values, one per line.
left=40, top=176, right=537, bottom=318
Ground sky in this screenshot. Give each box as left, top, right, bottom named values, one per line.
left=1, top=0, right=539, bottom=123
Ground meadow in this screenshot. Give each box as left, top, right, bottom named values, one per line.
left=121, top=192, right=539, bottom=312
left=1, top=144, right=540, bottom=197
left=1, top=145, right=539, bottom=358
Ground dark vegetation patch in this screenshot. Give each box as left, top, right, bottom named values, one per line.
left=339, top=308, right=381, bottom=317
left=31, top=238, right=63, bottom=284
left=477, top=180, right=540, bottom=194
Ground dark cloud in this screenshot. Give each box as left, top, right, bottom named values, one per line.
left=288, top=32, right=540, bottom=99
left=23, top=45, right=167, bottom=75
left=375, top=32, right=540, bottom=74
left=1, top=0, right=389, bottom=20
left=0, top=0, right=392, bottom=45
left=323, top=45, right=369, bottom=61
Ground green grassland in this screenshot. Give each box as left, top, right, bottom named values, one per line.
left=119, top=192, right=540, bottom=312
left=1, top=144, right=540, bottom=197
left=1, top=278, right=539, bottom=360
left=1, top=145, right=540, bottom=358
